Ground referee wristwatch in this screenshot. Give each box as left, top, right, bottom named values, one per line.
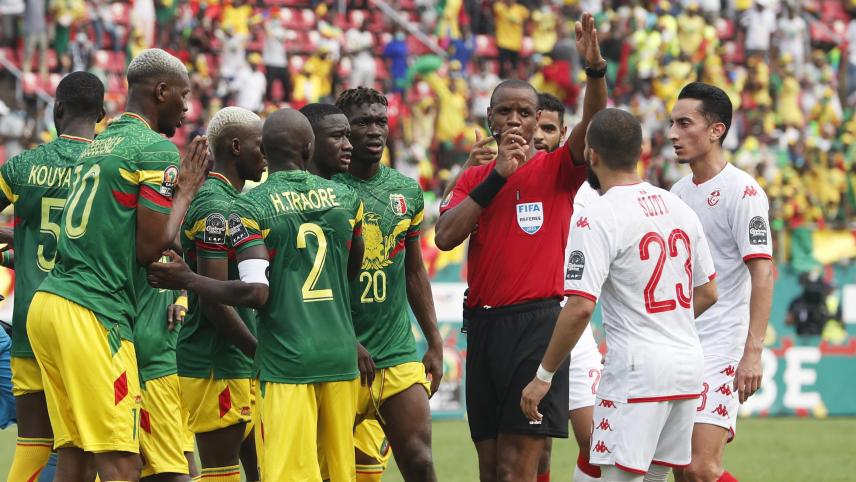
left=585, top=61, right=608, bottom=78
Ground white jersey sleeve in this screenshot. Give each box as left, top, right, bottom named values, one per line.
left=731, top=179, right=773, bottom=262
left=691, top=212, right=716, bottom=287
left=565, top=201, right=614, bottom=302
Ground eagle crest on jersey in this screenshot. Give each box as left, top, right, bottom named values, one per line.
left=362, top=212, right=410, bottom=270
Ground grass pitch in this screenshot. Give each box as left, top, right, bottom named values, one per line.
left=2, top=417, right=854, bottom=481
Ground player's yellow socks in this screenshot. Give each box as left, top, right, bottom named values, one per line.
left=200, top=465, right=241, bottom=481
left=356, top=463, right=385, bottom=482
left=7, top=437, right=53, bottom=482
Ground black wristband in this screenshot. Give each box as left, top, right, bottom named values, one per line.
left=585, top=62, right=607, bottom=78
left=469, top=169, right=507, bottom=208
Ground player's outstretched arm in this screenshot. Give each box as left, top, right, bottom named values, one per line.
left=405, top=237, right=444, bottom=395
left=520, top=295, right=595, bottom=422
left=197, top=256, right=258, bottom=358
left=137, top=136, right=209, bottom=266
left=735, top=258, right=774, bottom=404
left=693, top=278, right=719, bottom=319
left=565, top=12, right=607, bottom=166
left=147, top=248, right=269, bottom=308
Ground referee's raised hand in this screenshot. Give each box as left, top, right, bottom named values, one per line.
left=495, top=128, right=528, bottom=178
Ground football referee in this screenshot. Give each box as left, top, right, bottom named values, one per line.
left=434, top=12, right=607, bottom=482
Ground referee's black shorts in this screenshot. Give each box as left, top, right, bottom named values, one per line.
left=464, top=298, right=570, bottom=442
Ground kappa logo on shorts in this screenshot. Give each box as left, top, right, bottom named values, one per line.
left=749, top=216, right=768, bottom=245
left=566, top=250, right=585, bottom=281
left=389, top=194, right=407, bottom=216
left=160, top=165, right=178, bottom=198
left=716, top=384, right=733, bottom=397
left=721, top=365, right=736, bottom=377
left=516, top=202, right=543, bottom=235
left=596, top=418, right=613, bottom=431
left=203, top=213, right=227, bottom=245
left=228, top=214, right=250, bottom=246
left=711, top=404, right=729, bottom=417
left=592, top=441, right=611, bottom=453
left=599, top=400, right=616, bottom=408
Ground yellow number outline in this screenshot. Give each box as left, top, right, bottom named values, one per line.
left=297, top=223, right=333, bottom=302
left=359, top=270, right=387, bottom=303
left=65, top=164, right=100, bottom=239
left=36, top=197, right=65, bottom=272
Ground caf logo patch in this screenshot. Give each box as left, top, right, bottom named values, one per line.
left=390, top=194, right=407, bottom=216
left=160, top=165, right=178, bottom=198
left=203, top=213, right=226, bottom=245
left=749, top=216, right=768, bottom=245
left=228, top=213, right=250, bottom=246
left=566, top=250, right=585, bottom=281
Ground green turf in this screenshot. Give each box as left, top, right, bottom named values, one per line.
left=3, top=418, right=855, bottom=481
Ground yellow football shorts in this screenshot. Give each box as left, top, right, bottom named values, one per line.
left=140, top=374, right=195, bottom=477
left=259, top=379, right=358, bottom=482
left=179, top=375, right=252, bottom=434
left=27, top=291, right=141, bottom=453
left=354, top=362, right=431, bottom=467
left=11, top=356, right=43, bottom=396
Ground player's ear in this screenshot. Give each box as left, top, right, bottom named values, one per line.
left=53, top=101, right=63, bottom=123
left=709, top=121, right=726, bottom=143
left=155, top=81, right=169, bottom=103
left=232, top=137, right=241, bottom=156
left=561, top=125, right=568, bottom=142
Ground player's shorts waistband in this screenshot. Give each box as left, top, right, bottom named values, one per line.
left=465, top=297, right=561, bottom=320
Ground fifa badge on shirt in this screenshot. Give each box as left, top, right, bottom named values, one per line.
left=516, top=202, right=543, bottom=235
left=203, top=213, right=227, bottom=245
left=228, top=213, right=250, bottom=245
left=390, top=194, right=407, bottom=216
left=749, top=216, right=768, bottom=245
left=161, top=165, right=178, bottom=198
left=566, top=250, right=585, bottom=281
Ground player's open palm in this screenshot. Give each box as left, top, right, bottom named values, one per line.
left=495, top=129, right=527, bottom=178
left=520, top=377, right=550, bottom=423
left=575, top=12, right=605, bottom=67
left=176, top=135, right=209, bottom=197
left=734, top=351, right=762, bottom=404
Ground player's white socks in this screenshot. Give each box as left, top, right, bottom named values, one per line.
left=599, top=466, right=642, bottom=482
left=574, top=465, right=602, bottom=482
left=642, top=464, right=670, bottom=482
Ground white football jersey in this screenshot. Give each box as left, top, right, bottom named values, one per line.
left=671, top=163, right=773, bottom=359
left=565, top=181, right=602, bottom=354
left=566, top=182, right=715, bottom=403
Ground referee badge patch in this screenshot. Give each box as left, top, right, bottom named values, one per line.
left=203, top=213, right=227, bottom=245
left=516, top=202, right=543, bottom=235
left=160, top=165, right=178, bottom=198
left=228, top=213, right=250, bottom=245
left=749, top=216, right=768, bottom=245
left=566, top=250, right=585, bottom=280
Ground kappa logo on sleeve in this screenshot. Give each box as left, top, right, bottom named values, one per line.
left=160, top=165, right=178, bottom=198
left=228, top=213, right=250, bottom=245
left=203, top=213, right=227, bottom=245
left=566, top=250, right=585, bottom=281
left=748, top=216, right=768, bottom=245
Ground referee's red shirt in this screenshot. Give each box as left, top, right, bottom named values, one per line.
left=439, top=142, right=587, bottom=309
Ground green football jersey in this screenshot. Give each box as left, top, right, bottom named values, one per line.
left=0, top=135, right=91, bottom=357
left=134, top=281, right=179, bottom=383
left=334, top=166, right=423, bottom=368
left=177, top=172, right=257, bottom=379
left=38, top=113, right=180, bottom=341
left=230, top=170, right=362, bottom=384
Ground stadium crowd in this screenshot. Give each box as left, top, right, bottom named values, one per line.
left=1, top=0, right=855, bottom=260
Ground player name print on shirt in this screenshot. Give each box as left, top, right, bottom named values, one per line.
left=203, top=213, right=227, bottom=245
left=228, top=213, right=250, bottom=246
left=389, top=193, right=407, bottom=216
left=160, top=165, right=178, bottom=198
left=749, top=216, right=768, bottom=245
left=566, top=250, right=585, bottom=281
left=516, top=201, right=543, bottom=234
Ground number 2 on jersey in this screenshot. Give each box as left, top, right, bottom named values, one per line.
left=297, top=222, right=333, bottom=302
left=639, top=228, right=692, bottom=314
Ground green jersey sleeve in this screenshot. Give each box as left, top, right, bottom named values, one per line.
left=0, top=154, right=20, bottom=203
left=407, top=191, right=424, bottom=239
left=185, top=202, right=230, bottom=259
left=229, top=198, right=266, bottom=252
left=136, top=139, right=179, bottom=214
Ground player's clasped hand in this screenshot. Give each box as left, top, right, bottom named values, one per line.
left=495, top=128, right=528, bottom=178
left=148, top=249, right=194, bottom=290
left=176, top=135, right=210, bottom=196
left=520, top=377, right=551, bottom=423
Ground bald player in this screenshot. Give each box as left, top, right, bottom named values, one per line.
left=147, top=109, right=365, bottom=482
left=177, top=106, right=266, bottom=482
left=27, top=48, right=208, bottom=480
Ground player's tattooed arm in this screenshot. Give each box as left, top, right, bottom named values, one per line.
left=137, top=136, right=209, bottom=266
left=520, top=295, right=595, bottom=422
left=147, top=247, right=270, bottom=309
left=566, top=12, right=607, bottom=166
left=693, top=278, right=719, bottom=319
left=197, top=256, right=258, bottom=358
left=405, top=237, right=443, bottom=395
left=736, top=258, right=774, bottom=404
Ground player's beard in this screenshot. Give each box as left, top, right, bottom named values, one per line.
left=586, top=164, right=601, bottom=190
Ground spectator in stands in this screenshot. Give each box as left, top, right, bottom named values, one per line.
left=263, top=11, right=291, bottom=103
left=777, top=4, right=808, bottom=75
left=69, top=31, right=94, bottom=73
left=88, top=0, right=120, bottom=51
left=216, top=26, right=248, bottom=93
left=22, top=0, right=47, bottom=76
left=847, top=11, right=856, bottom=98
left=384, top=28, right=410, bottom=93
left=131, top=0, right=155, bottom=47
left=221, top=0, right=253, bottom=36
left=493, top=0, right=529, bottom=78
left=233, top=53, right=266, bottom=113
left=52, top=0, right=87, bottom=73
left=741, top=0, right=776, bottom=60
left=346, top=19, right=377, bottom=89
left=469, top=59, right=499, bottom=125
left=530, top=3, right=558, bottom=56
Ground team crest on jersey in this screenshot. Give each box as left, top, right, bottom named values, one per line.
left=362, top=212, right=410, bottom=269
left=203, top=213, right=227, bottom=245
left=160, top=165, right=178, bottom=198
left=566, top=250, right=585, bottom=281
left=516, top=202, right=543, bottom=235
left=749, top=216, right=768, bottom=245
left=707, top=189, right=721, bottom=207
left=228, top=213, right=250, bottom=246
left=389, top=194, right=407, bottom=216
